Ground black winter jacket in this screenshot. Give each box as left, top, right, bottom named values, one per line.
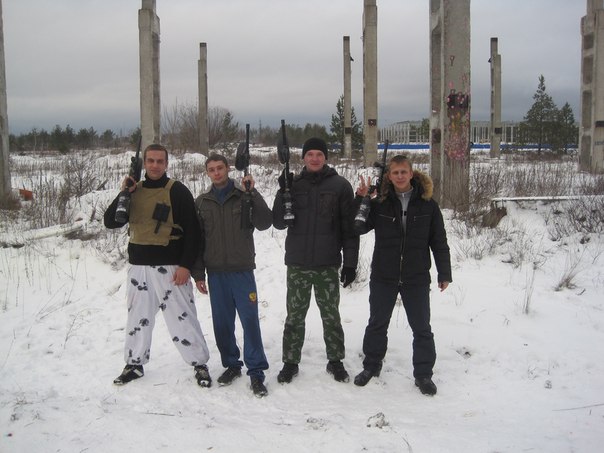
left=273, top=165, right=359, bottom=269
left=356, top=171, right=452, bottom=286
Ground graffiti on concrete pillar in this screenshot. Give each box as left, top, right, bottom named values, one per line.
left=445, top=87, right=470, bottom=160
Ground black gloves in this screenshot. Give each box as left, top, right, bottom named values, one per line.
left=340, top=266, right=357, bottom=288
left=278, top=169, right=294, bottom=191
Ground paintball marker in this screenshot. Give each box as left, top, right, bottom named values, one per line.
left=277, top=119, right=295, bottom=227
left=354, top=139, right=389, bottom=230
left=114, top=136, right=143, bottom=223
left=235, top=123, right=253, bottom=229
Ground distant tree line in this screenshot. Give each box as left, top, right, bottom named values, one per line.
left=9, top=125, right=135, bottom=153
left=9, top=104, right=335, bottom=155
left=10, top=80, right=578, bottom=156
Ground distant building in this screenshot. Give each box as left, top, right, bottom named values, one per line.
left=380, top=120, right=521, bottom=144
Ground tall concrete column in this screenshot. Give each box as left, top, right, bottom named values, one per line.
left=489, top=37, right=502, bottom=159
left=139, top=0, right=160, bottom=150
left=579, top=0, right=604, bottom=173
left=198, top=43, right=209, bottom=155
left=429, top=0, right=471, bottom=210
left=343, top=36, right=352, bottom=158
left=363, top=0, right=378, bottom=166
left=0, top=0, right=10, bottom=199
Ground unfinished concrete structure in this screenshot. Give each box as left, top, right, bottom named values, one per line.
left=580, top=0, right=604, bottom=173
left=429, top=0, right=471, bottom=210
left=0, top=0, right=10, bottom=198
left=343, top=36, right=352, bottom=158
left=198, top=43, right=209, bottom=155
left=362, top=0, right=378, bottom=166
left=139, top=0, right=161, bottom=150
left=489, top=37, right=502, bottom=159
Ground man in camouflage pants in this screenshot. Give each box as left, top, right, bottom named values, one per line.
left=272, top=137, right=359, bottom=384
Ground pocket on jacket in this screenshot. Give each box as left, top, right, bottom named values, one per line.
left=200, top=209, right=215, bottom=234
left=409, top=214, right=430, bottom=240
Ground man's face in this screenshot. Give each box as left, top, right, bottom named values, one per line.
left=388, top=161, right=413, bottom=193
left=206, top=159, right=230, bottom=187
left=144, top=149, right=168, bottom=181
left=303, top=150, right=326, bottom=173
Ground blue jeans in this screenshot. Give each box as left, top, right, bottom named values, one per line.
left=207, top=271, right=268, bottom=380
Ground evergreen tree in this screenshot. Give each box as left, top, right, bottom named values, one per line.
left=329, top=95, right=363, bottom=150
left=522, top=75, right=558, bottom=153
left=552, top=102, right=578, bottom=155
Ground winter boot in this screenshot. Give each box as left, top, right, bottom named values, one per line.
left=217, top=367, right=242, bottom=386
left=326, top=361, right=350, bottom=383
left=194, top=364, right=212, bottom=388
left=277, top=362, right=299, bottom=384
left=113, top=364, right=144, bottom=385
left=354, top=367, right=381, bottom=386
left=250, top=377, right=268, bottom=398
left=415, top=377, right=437, bottom=396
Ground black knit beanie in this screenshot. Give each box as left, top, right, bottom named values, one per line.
left=302, top=137, right=328, bottom=160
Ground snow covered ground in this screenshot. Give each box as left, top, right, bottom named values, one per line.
left=1, top=151, right=603, bottom=452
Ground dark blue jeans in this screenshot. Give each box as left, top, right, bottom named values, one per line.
left=207, top=271, right=268, bottom=380
left=362, top=280, right=435, bottom=378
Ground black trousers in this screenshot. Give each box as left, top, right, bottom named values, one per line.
left=362, top=280, right=435, bottom=378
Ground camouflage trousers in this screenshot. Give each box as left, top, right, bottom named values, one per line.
left=282, top=266, right=345, bottom=364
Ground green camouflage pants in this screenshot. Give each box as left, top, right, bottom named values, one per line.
left=282, top=266, right=345, bottom=363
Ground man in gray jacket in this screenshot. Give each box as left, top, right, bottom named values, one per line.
left=192, top=154, right=271, bottom=397
left=273, top=137, right=359, bottom=384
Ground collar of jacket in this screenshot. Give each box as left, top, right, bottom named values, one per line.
left=207, top=178, right=236, bottom=203
left=142, top=172, right=169, bottom=188
left=298, top=165, right=336, bottom=183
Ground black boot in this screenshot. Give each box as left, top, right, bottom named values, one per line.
left=353, top=367, right=381, bottom=386
left=326, top=361, right=350, bottom=383
left=251, top=377, right=268, bottom=397
left=194, top=364, right=212, bottom=388
left=113, top=364, right=144, bottom=385
left=415, top=377, right=437, bottom=395
left=217, top=367, right=242, bottom=386
left=277, top=363, right=299, bottom=384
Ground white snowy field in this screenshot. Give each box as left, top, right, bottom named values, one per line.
left=1, top=150, right=603, bottom=452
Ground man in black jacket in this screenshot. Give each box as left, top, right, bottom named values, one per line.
left=353, top=155, right=451, bottom=395
left=273, top=137, right=359, bottom=384
left=104, top=144, right=211, bottom=387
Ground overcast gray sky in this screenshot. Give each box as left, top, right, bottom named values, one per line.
left=3, top=0, right=585, bottom=135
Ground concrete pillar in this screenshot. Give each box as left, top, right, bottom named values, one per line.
left=579, top=0, right=604, bottom=173
left=198, top=43, right=209, bottom=155
left=343, top=36, right=352, bottom=158
left=363, top=0, right=378, bottom=166
left=429, top=0, right=471, bottom=210
left=0, top=0, right=10, bottom=198
left=139, top=0, right=161, bottom=150
left=490, top=37, right=502, bottom=158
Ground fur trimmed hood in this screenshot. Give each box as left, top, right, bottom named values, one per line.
left=413, top=170, right=433, bottom=201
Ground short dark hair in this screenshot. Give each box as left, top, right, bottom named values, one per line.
left=144, top=143, right=169, bottom=161
left=205, top=153, right=229, bottom=169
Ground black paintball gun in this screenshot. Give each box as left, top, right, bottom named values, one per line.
left=277, top=119, right=295, bottom=227
left=354, top=139, right=389, bottom=230
left=114, top=136, right=143, bottom=223
left=235, top=123, right=253, bottom=229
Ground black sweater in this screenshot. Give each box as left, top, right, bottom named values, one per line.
left=104, top=173, right=202, bottom=270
